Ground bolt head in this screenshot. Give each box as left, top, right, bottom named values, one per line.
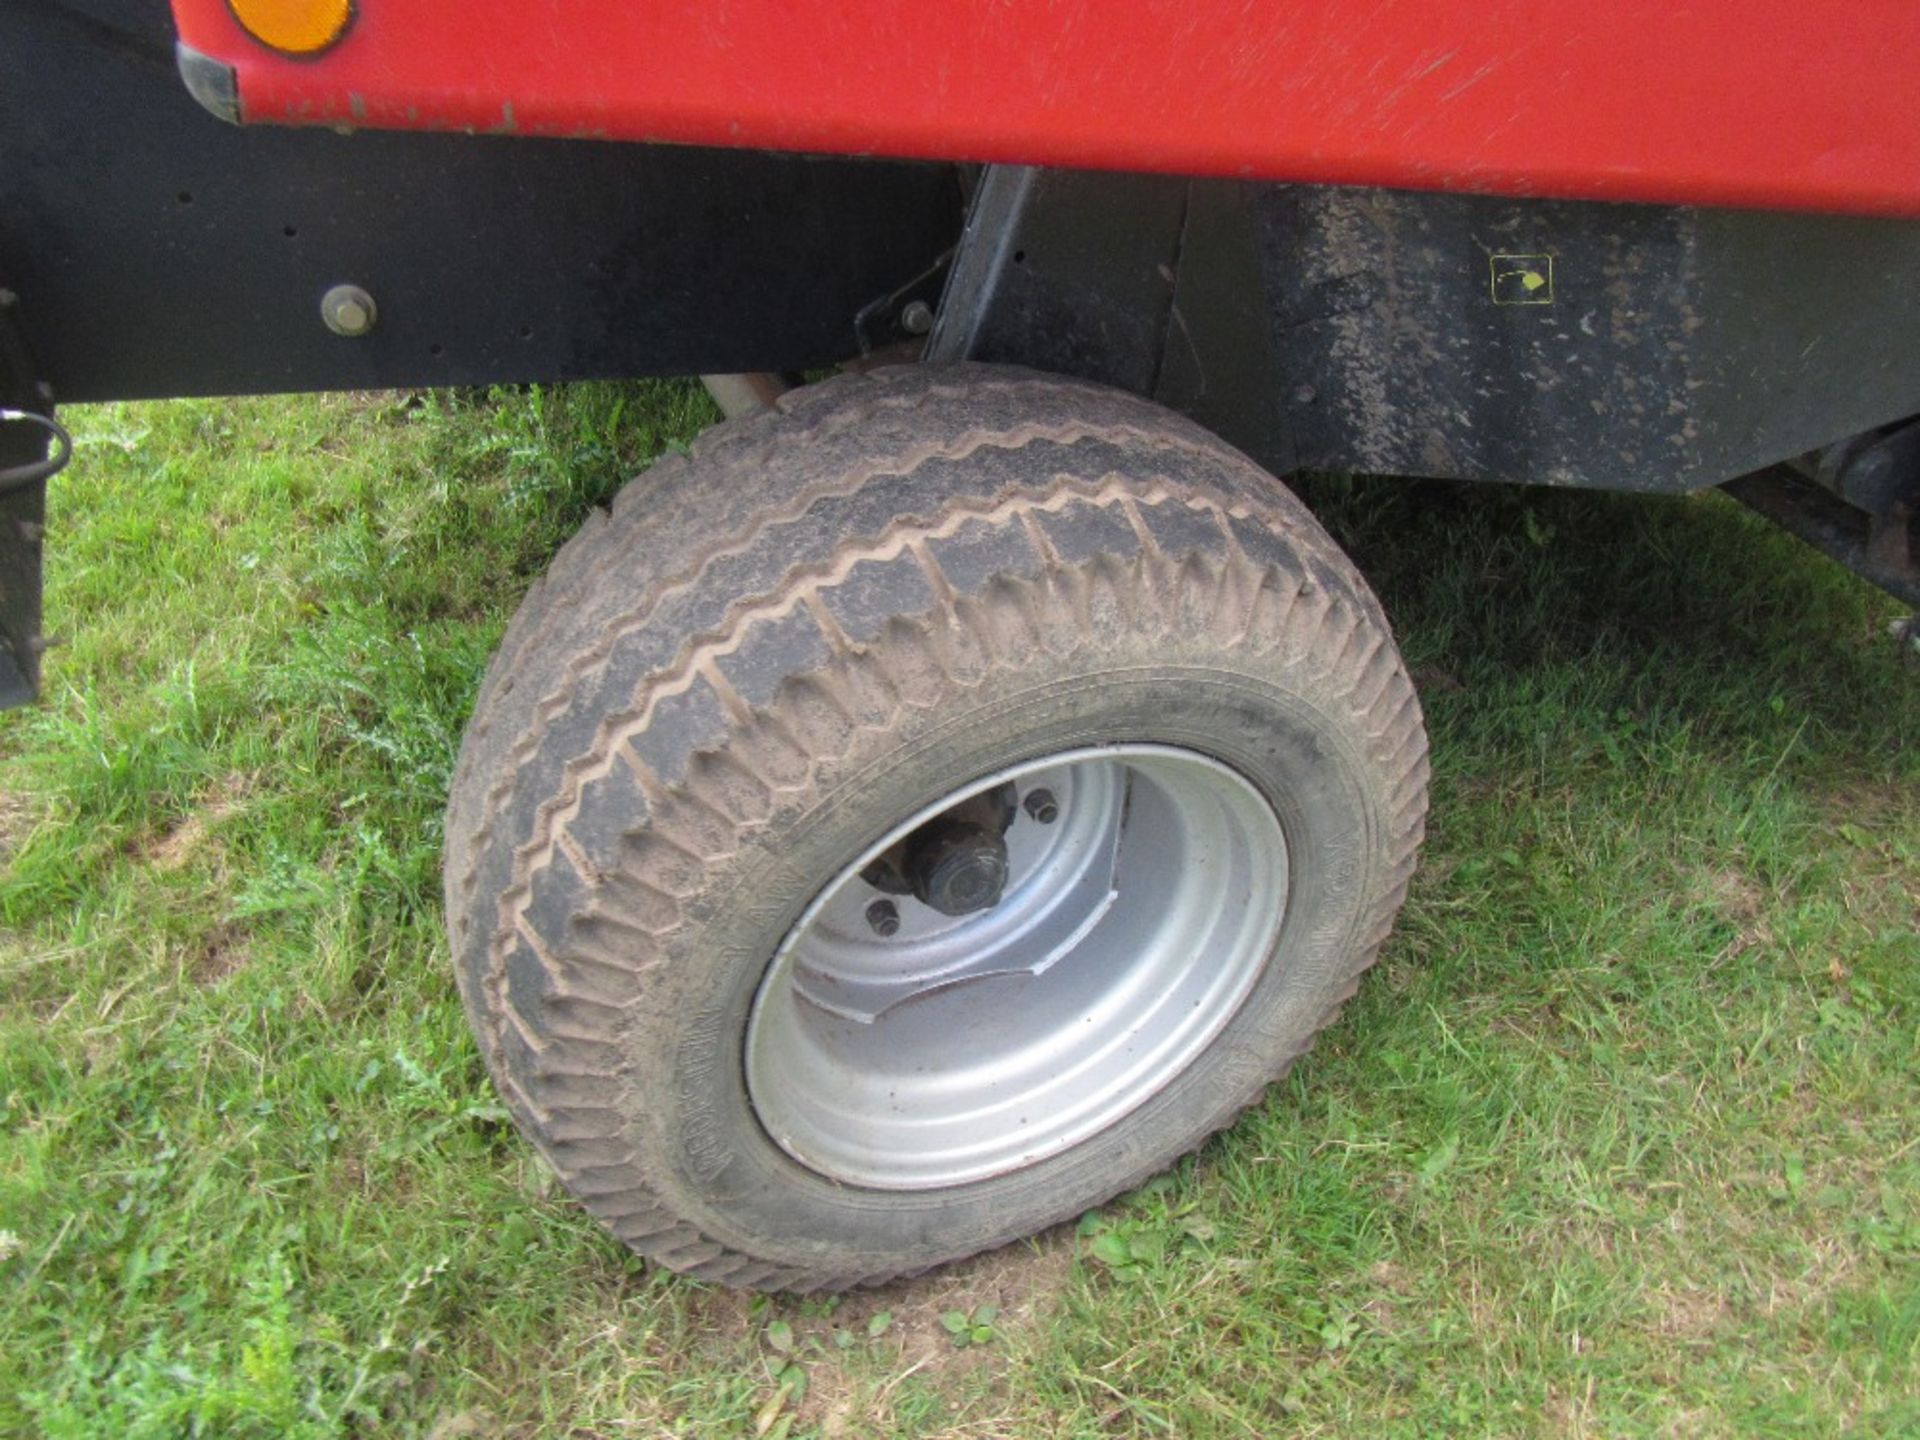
left=321, top=284, right=377, bottom=338
left=1022, top=788, right=1059, bottom=825
left=900, top=300, right=934, bottom=336
left=865, top=898, right=901, bottom=937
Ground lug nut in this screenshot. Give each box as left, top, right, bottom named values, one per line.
left=1023, top=788, right=1059, bottom=825
left=866, top=898, right=900, bottom=937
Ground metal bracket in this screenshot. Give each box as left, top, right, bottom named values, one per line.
left=1814, top=420, right=1920, bottom=577
left=1724, top=437, right=1920, bottom=608
left=853, top=248, right=952, bottom=356
left=925, top=166, right=1185, bottom=395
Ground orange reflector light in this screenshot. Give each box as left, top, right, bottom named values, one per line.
left=228, top=0, right=353, bottom=56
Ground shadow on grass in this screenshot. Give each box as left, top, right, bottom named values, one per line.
left=1300, top=473, right=1916, bottom=778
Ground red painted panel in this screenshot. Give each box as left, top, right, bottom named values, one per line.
left=171, top=1, right=1920, bottom=218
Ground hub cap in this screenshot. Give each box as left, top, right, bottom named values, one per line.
left=744, top=745, right=1289, bottom=1189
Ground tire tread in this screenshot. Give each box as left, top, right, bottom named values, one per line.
left=445, top=364, right=1429, bottom=1290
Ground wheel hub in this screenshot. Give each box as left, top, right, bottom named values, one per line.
left=905, top=818, right=1010, bottom=916
left=744, top=745, right=1290, bottom=1190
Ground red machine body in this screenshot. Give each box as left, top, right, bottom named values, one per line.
left=171, top=0, right=1920, bottom=219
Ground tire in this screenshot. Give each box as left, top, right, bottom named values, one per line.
left=444, top=363, right=1428, bottom=1291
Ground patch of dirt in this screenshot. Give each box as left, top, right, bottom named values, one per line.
left=146, top=773, right=252, bottom=873
left=1814, top=776, right=1920, bottom=834
left=1693, top=867, right=1773, bottom=960
left=147, top=815, right=207, bottom=872
left=190, top=920, right=251, bottom=986
left=1808, top=792, right=1920, bottom=937
left=828, top=1234, right=1072, bottom=1428
left=1757, top=1233, right=1861, bottom=1319
left=0, top=787, right=43, bottom=867
left=1369, top=1259, right=1410, bottom=1290
left=1654, top=1408, right=1729, bottom=1440
left=1653, top=1286, right=1730, bottom=1339
left=1542, top=1376, right=1601, bottom=1438
left=422, top=1411, right=498, bottom=1440
left=695, top=1228, right=1077, bottom=1438
left=1359, top=1260, right=1410, bottom=1334
left=1704, top=868, right=1764, bottom=927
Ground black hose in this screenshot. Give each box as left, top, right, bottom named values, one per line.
left=0, top=408, right=73, bottom=495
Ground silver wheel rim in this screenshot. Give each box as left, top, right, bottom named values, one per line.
left=744, top=745, right=1289, bottom=1190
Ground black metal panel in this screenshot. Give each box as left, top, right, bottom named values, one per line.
left=1258, top=188, right=1920, bottom=491
left=926, top=168, right=1297, bottom=474
left=926, top=167, right=1187, bottom=397
left=1156, top=181, right=1297, bottom=476
left=930, top=168, right=1920, bottom=500
left=0, top=1, right=963, bottom=402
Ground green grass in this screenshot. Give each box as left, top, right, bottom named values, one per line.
left=2, top=381, right=1915, bottom=1438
